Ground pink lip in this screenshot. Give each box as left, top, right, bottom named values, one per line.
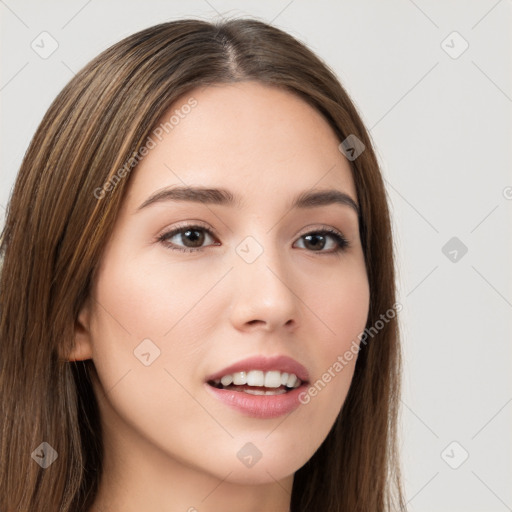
left=205, top=383, right=308, bottom=419
left=205, top=355, right=310, bottom=384
left=204, top=355, right=310, bottom=419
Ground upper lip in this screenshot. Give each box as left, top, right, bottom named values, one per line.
left=206, top=355, right=310, bottom=384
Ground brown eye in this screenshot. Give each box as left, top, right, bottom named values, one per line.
left=158, top=225, right=349, bottom=254
left=158, top=225, right=218, bottom=253
left=176, top=228, right=205, bottom=248
left=294, top=229, right=349, bottom=253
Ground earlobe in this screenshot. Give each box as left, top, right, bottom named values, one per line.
left=67, top=301, right=94, bottom=362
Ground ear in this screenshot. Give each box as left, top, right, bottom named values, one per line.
left=67, top=298, right=94, bottom=361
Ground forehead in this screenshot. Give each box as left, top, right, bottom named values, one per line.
left=125, top=81, right=357, bottom=209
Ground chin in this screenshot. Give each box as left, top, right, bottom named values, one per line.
left=201, top=440, right=311, bottom=485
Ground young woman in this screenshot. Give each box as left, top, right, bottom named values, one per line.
left=0, top=18, right=406, bottom=512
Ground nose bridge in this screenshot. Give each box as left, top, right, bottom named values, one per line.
left=230, top=231, right=299, bottom=329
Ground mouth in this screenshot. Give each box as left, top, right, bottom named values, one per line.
left=207, top=369, right=305, bottom=396
left=204, top=355, right=310, bottom=418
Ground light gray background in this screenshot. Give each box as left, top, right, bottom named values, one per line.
left=1, top=1, right=511, bottom=510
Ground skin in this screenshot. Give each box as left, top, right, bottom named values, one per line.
left=71, top=81, right=370, bottom=512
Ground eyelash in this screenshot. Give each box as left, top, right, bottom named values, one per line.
left=157, top=222, right=350, bottom=254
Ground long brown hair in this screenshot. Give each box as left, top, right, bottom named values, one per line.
left=0, top=18, right=406, bottom=511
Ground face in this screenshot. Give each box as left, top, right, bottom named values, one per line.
left=74, top=81, right=370, bottom=485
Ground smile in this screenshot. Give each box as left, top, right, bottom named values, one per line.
left=208, top=370, right=302, bottom=395
left=205, top=355, right=310, bottom=418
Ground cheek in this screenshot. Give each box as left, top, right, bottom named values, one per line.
left=91, top=244, right=222, bottom=345
left=292, top=260, right=369, bottom=442
left=87, top=251, right=228, bottom=467
left=308, top=257, right=370, bottom=357
left=87, top=243, right=226, bottom=404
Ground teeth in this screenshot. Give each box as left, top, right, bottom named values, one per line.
left=233, top=387, right=288, bottom=396
left=264, top=371, right=282, bottom=388
left=232, top=372, right=247, bottom=385
left=212, top=370, right=302, bottom=389
left=247, top=370, right=264, bottom=386
left=220, top=374, right=233, bottom=386
left=264, top=389, right=287, bottom=395
left=286, top=373, right=297, bottom=388
left=243, top=388, right=266, bottom=395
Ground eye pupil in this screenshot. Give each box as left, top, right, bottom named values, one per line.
left=183, top=229, right=204, bottom=247
left=303, top=234, right=325, bottom=251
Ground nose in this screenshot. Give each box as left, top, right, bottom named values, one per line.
left=228, top=240, right=300, bottom=333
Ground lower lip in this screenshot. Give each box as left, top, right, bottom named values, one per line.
left=205, top=383, right=307, bottom=419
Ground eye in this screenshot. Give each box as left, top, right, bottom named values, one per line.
left=157, top=223, right=219, bottom=253
left=157, top=224, right=350, bottom=254
left=294, top=228, right=350, bottom=253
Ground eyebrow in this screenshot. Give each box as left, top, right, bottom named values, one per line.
left=136, top=186, right=359, bottom=215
